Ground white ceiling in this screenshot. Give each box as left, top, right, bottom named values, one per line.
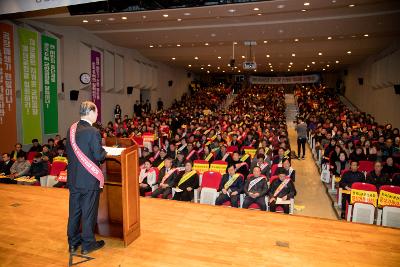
left=27, top=0, right=400, bottom=74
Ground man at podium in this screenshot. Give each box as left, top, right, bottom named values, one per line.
left=66, top=101, right=107, bottom=255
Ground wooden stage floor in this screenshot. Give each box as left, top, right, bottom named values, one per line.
left=0, top=185, right=399, bottom=267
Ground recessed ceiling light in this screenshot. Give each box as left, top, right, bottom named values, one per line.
left=301, top=9, right=307, bottom=12
left=253, top=7, right=260, bottom=11
left=218, top=56, right=221, bottom=59
left=188, top=64, right=191, bottom=67
left=335, top=60, right=340, bottom=63
left=327, top=36, right=332, bottom=40
left=254, top=69, right=257, bottom=72
left=228, top=9, right=236, bottom=13
left=292, top=53, right=296, bottom=57
left=288, top=65, right=292, bottom=68
left=233, top=41, right=238, bottom=45
left=288, top=69, right=291, bottom=71
left=163, top=14, right=169, bottom=18
left=266, top=54, right=270, bottom=57
left=327, top=64, right=330, bottom=67
left=332, top=0, right=336, bottom=3
left=211, top=33, right=216, bottom=37
left=349, top=4, right=355, bottom=8
left=82, top=19, right=88, bottom=23
left=207, top=64, right=211, bottom=67
left=205, top=43, right=209, bottom=46
left=307, top=65, right=310, bottom=67
left=241, top=55, right=245, bottom=59
left=149, top=45, right=154, bottom=48
left=257, top=13, right=262, bottom=16
left=121, top=16, right=127, bottom=20
left=238, top=70, right=241, bottom=73
left=304, top=2, right=310, bottom=6
left=227, top=64, right=230, bottom=67
left=217, top=66, right=220, bottom=69
left=347, top=51, right=352, bottom=54
left=158, top=44, right=162, bottom=47
left=107, top=17, right=115, bottom=21
left=176, top=44, right=181, bottom=47
left=222, top=70, right=225, bottom=73
left=277, top=5, right=285, bottom=9
left=294, top=38, right=299, bottom=42
left=268, top=63, right=272, bottom=65
left=363, top=34, right=369, bottom=37
left=177, top=18, right=182, bottom=22
left=290, top=62, right=293, bottom=65
left=171, top=57, right=176, bottom=60
left=195, top=56, right=199, bottom=60
left=318, top=52, right=323, bottom=56
left=305, top=68, right=308, bottom=71
left=95, top=19, right=101, bottom=22
left=184, top=12, right=191, bottom=16
left=312, top=61, right=315, bottom=64
left=201, top=67, right=204, bottom=70
left=271, top=69, right=274, bottom=72
left=234, top=66, right=237, bottom=69
left=263, top=40, right=268, bottom=43
left=142, top=15, right=146, bottom=19
left=323, top=68, right=326, bottom=71
left=207, top=70, right=210, bottom=73
left=351, top=35, right=357, bottom=38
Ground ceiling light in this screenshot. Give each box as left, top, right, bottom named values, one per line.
left=233, top=41, right=238, bottom=45
left=268, top=63, right=272, bottom=65
left=121, top=16, right=127, bottom=20
left=266, top=54, right=270, bottom=58
left=327, top=36, right=332, bottom=40
left=271, top=69, right=274, bottom=72
left=201, top=67, right=204, bottom=70
left=277, top=5, right=285, bottom=9
left=290, top=62, right=293, bottom=65
left=318, top=52, right=322, bottom=56
left=207, top=64, right=211, bottom=67
left=107, top=17, right=115, bottom=21
left=94, top=19, right=101, bottom=22
left=163, top=14, right=169, bottom=18
left=177, top=18, right=182, bottom=22
left=294, top=38, right=299, bottom=42
left=288, top=69, right=291, bottom=71
left=307, top=65, right=310, bottom=67
left=292, top=53, right=296, bottom=57
left=257, top=13, right=262, bottom=16
left=312, top=61, right=315, bottom=64
left=335, top=60, right=339, bottom=63
left=241, top=55, right=245, bottom=59
left=301, top=9, right=307, bottom=12
left=211, top=33, right=216, bottom=37
left=228, top=9, right=236, bottom=13
left=347, top=51, right=352, bottom=54
left=218, top=56, right=221, bottom=59
left=304, top=2, right=310, bottom=6
left=217, top=66, right=220, bottom=69
left=254, top=69, right=257, bottom=72
left=253, top=7, right=260, bottom=11
left=238, top=70, right=241, bottom=73
left=234, top=66, right=237, bottom=69
left=222, top=70, right=225, bottom=73
left=305, top=68, right=308, bottom=71
left=171, top=57, right=176, bottom=60
left=184, top=12, right=191, bottom=16
left=205, top=43, right=209, bottom=46
left=188, top=64, right=191, bottom=67
left=195, top=56, right=199, bottom=60
left=158, top=44, right=162, bottom=47
left=327, top=64, right=330, bottom=67
left=263, top=40, right=268, bottom=43
left=82, top=19, right=88, bottom=23
left=332, top=0, right=336, bottom=3
left=364, top=34, right=369, bottom=37
left=149, top=45, right=154, bottom=48
left=288, top=65, right=292, bottom=68
left=323, top=68, right=326, bottom=71
left=349, top=4, right=355, bottom=8
left=176, top=44, right=181, bottom=47
left=207, top=70, right=210, bottom=73
left=142, top=15, right=146, bottom=19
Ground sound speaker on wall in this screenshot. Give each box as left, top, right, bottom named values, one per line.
left=394, top=84, right=400, bottom=95
left=168, top=80, right=173, bottom=87
left=70, top=90, right=79, bottom=101
left=358, top=78, right=364, bottom=85
left=127, top=86, right=133, bottom=95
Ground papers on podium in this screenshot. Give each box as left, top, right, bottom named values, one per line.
left=103, top=146, right=126, bottom=156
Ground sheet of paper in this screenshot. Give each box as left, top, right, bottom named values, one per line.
left=103, top=146, right=126, bottom=156
left=276, top=197, right=291, bottom=205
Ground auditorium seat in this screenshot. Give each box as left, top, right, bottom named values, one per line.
left=346, top=182, right=377, bottom=224
left=210, top=161, right=228, bottom=175
left=358, top=161, right=374, bottom=174
left=376, top=185, right=400, bottom=227
left=199, top=171, right=222, bottom=205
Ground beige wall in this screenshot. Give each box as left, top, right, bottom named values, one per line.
left=344, top=44, right=400, bottom=128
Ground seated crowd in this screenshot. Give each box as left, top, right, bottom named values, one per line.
left=0, top=84, right=297, bottom=213
left=296, top=85, right=400, bottom=218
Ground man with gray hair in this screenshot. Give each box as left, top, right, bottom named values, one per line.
left=66, top=101, right=107, bottom=255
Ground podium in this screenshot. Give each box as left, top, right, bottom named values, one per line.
left=96, top=137, right=140, bottom=247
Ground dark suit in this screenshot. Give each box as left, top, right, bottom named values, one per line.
left=151, top=167, right=177, bottom=199
left=268, top=178, right=296, bottom=214
left=172, top=171, right=199, bottom=201
left=215, top=173, right=243, bottom=207
left=0, top=160, right=13, bottom=175
left=66, top=120, right=107, bottom=251
left=242, top=176, right=268, bottom=210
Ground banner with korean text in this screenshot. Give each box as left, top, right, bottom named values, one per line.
left=378, top=190, right=400, bottom=207
left=18, top=27, right=41, bottom=144
left=350, top=189, right=378, bottom=207
left=91, top=50, right=101, bottom=123
left=0, top=23, right=17, bottom=153
left=41, top=34, right=58, bottom=134
left=250, top=74, right=320, bottom=84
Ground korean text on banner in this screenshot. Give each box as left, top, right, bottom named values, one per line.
left=91, top=50, right=101, bottom=123
left=350, top=189, right=378, bottom=207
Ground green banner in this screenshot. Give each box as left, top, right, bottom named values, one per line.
left=18, top=28, right=41, bottom=144
left=41, top=35, right=58, bottom=134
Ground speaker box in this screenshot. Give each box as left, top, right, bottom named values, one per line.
left=358, top=78, right=363, bottom=85
left=168, top=80, right=173, bottom=87
left=394, top=84, right=400, bottom=94
left=127, top=86, right=133, bottom=95
left=70, top=90, right=79, bottom=101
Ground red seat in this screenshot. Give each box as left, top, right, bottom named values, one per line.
left=271, top=164, right=279, bottom=176
left=269, top=175, right=279, bottom=184
left=50, top=161, right=67, bottom=176
left=27, top=152, right=36, bottom=161
left=201, top=171, right=222, bottom=189
left=358, top=161, right=374, bottom=173
left=194, top=159, right=209, bottom=165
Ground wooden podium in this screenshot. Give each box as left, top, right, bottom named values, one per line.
left=96, top=137, right=140, bottom=247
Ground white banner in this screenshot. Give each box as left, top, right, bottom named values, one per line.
left=250, top=74, right=320, bottom=84
left=0, top=0, right=101, bottom=15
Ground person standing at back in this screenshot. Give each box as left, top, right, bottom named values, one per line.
left=295, top=117, right=307, bottom=160
left=66, top=101, right=107, bottom=255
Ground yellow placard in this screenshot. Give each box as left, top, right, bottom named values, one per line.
left=244, top=148, right=257, bottom=158
left=350, top=189, right=378, bottom=207
left=143, top=133, right=156, bottom=142
left=378, top=190, right=400, bottom=207
left=193, top=163, right=209, bottom=174
left=210, top=163, right=227, bottom=175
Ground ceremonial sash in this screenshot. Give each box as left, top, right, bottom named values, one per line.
left=197, top=147, right=204, bottom=155
left=186, top=150, right=196, bottom=161
left=139, top=169, right=154, bottom=183
left=205, top=153, right=213, bottom=162
left=240, top=154, right=250, bottom=162
left=149, top=151, right=160, bottom=163
left=161, top=168, right=176, bottom=184
left=178, top=144, right=187, bottom=152
left=248, top=177, right=263, bottom=191
left=224, top=174, right=240, bottom=190
left=222, top=153, right=230, bottom=161
left=157, top=160, right=165, bottom=170
left=251, top=139, right=257, bottom=146
left=203, top=128, right=211, bottom=135
left=178, top=170, right=197, bottom=186
left=70, top=122, right=105, bottom=188
left=259, top=162, right=268, bottom=171
left=212, top=147, right=220, bottom=153
left=235, top=162, right=248, bottom=170
left=273, top=178, right=290, bottom=197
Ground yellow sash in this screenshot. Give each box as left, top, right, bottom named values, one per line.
left=205, top=153, right=213, bottom=161
left=224, top=174, right=240, bottom=190
left=157, top=160, right=165, bottom=170
left=240, top=154, right=250, bottom=162
left=178, top=170, right=197, bottom=186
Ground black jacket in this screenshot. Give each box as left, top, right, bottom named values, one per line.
left=29, top=161, right=48, bottom=179
left=66, top=120, right=107, bottom=190
left=218, top=173, right=243, bottom=193
left=339, top=170, right=365, bottom=189
left=157, top=167, right=178, bottom=187
left=268, top=178, right=297, bottom=199
left=366, top=171, right=390, bottom=189
left=0, top=160, right=13, bottom=175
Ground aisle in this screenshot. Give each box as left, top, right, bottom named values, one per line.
left=285, top=94, right=337, bottom=219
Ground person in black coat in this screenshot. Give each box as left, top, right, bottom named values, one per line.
left=66, top=101, right=107, bottom=255
left=151, top=158, right=177, bottom=199
left=0, top=153, right=13, bottom=175
left=172, top=161, right=199, bottom=202
left=10, top=143, right=26, bottom=161
left=28, top=153, right=48, bottom=180
left=339, top=161, right=365, bottom=218
left=365, top=161, right=389, bottom=189
left=268, top=167, right=297, bottom=214
left=242, top=166, right=268, bottom=211
left=215, top=165, right=243, bottom=207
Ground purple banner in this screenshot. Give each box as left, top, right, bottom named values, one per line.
left=91, top=50, right=101, bottom=122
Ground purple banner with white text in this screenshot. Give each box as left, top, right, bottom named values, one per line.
left=91, top=50, right=101, bottom=122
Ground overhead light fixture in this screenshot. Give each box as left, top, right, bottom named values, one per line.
left=184, top=12, right=191, bottom=16
left=318, top=52, right=323, bottom=56
left=294, top=38, right=299, bottom=42
left=149, top=45, right=154, bottom=48
left=177, top=18, right=182, bottom=22
left=323, top=68, right=326, bottom=71
left=335, top=60, right=340, bottom=63
left=222, top=70, right=225, bottom=73
left=292, top=53, right=296, bottom=57
left=349, top=4, right=355, bottom=8
left=95, top=19, right=101, bottom=22
left=188, top=64, right=191, bottom=67
left=288, top=69, right=291, bottom=71
left=207, top=64, right=211, bottom=67
left=238, top=70, right=241, bottom=73
left=142, top=15, right=146, bottom=19
left=290, top=62, right=293, bottom=65
left=171, top=57, right=176, bottom=60
left=228, top=9, right=236, bottom=13
left=364, top=34, right=369, bottom=37
left=268, top=63, right=272, bottom=65
left=233, top=41, right=238, bottom=45
left=176, top=44, right=181, bottom=47
left=121, top=16, right=128, bottom=20
left=305, top=68, right=308, bottom=71
left=347, top=51, right=352, bottom=54
left=217, top=66, right=220, bottom=69
left=207, top=70, right=210, bottom=73
left=253, top=7, right=260, bottom=11
left=277, top=5, right=285, bottom=9
left=263, top=40, right=268, bottom=43
left=266, top=54, right=270, bottom=58
left=327, top=36, right=332, bottom=40
left=257, top=13, right=262, bottom=16
left=217, top=56, right=221, bottom=59
left=327, top=64, right=330, bottom=67
left=312, top=61, right=315, bottom=64
left=107, top=17, right=115, bottom=21
left=163, top=14, right=169, bottom=18
left=201, top=67, right=204, bottom=70
left=241, top=55, right=245, bottom=59
left=205, top=43, right=209, bottom=46
left=271, top=69, right=274, bottom=72
left=82, top=19, right=88, bottom=23
left=301, top=9, right=307, bottom=12
left=195, top=56, right=199, bottom=60
left=304, top=2, right=310, bottom=6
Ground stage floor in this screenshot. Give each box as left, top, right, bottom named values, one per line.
left=0, top=185, right=399, bottom=267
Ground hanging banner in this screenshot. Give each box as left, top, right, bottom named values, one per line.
left=0, top=23, right=17, bottom=153
left=91, top=50, right=101, bottom=123
left=350, top=189, right=378, bottom=207
left=250, top=74, right=320, bottom=84
left=18, top=27, right=42, bottom=144
left=42, top=35, right=58, bottom=134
